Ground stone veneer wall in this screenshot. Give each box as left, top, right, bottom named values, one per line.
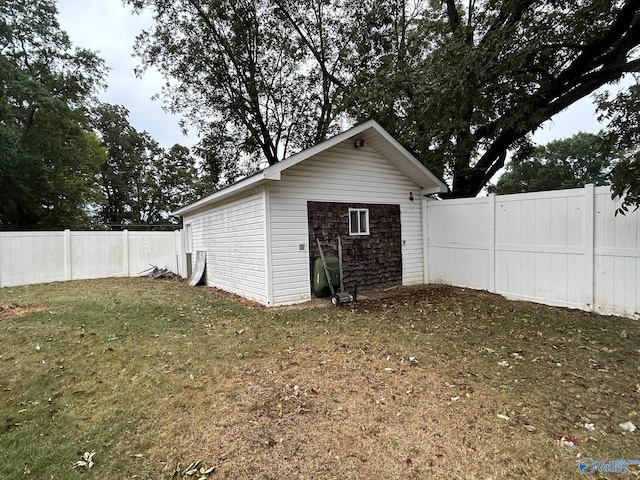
left=307, top=201, right=402, bottom=295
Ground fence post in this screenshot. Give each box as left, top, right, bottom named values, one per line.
left=423, top=196, right=430, bottom=284
left=488, top=194, right=496, bottom=293
left=123, top=229, right=130, bottom=277
left=584, top=184, right=595, bottom=311
left=64, top=229, right=72, bottom=280
left=175, top=230, right=183, bottom=276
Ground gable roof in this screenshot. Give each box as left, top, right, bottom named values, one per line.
left=173, top=119, right=448, bottom=216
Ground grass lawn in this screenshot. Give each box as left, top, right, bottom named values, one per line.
left=0, top=278, right=638, bottom=479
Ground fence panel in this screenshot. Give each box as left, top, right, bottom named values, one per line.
left=0, top=230, right=184, bottom=288
left=593, top=190, right=640, bottom=316
left=494, top=188, right=588, bottom=309
left=127, top=231, right=184, bottom=276
left=425, top=185, right=640, bottom=318
left=0, top=232, right=67, bottom=287
left=69, top=231, right=127, bottom=280
left=426, top=197, right=491, bottom=290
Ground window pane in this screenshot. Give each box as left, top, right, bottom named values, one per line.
left=350, top=210, right=358, bottom=234
left=359, top=210, right=367, bottom=233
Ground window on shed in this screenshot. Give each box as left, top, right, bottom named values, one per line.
left=349, top=208, right=369, bottom=235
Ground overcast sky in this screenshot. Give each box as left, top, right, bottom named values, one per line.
left=56, top=0, right=196, bottom=149
left=55, top=0, right=607, bottom=151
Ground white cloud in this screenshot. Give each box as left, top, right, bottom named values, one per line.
left=55, top=0, right=196, bottom=148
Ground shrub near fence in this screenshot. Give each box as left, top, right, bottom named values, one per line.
left=0, top=230, right=185, bottom=287
left=425, top=184, right=640, bottom=319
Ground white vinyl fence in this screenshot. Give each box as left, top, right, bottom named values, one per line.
left=0, top=230, right=185, bottom=288
left=425, top=184, right=640, bottom=319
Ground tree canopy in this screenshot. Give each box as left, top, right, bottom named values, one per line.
left=598, top=82, right=640, bottom=214
left=0, top=0, right=106, bottom=229
left=128, top=0, right=350, bottom=171
left=92, top=103, right=202, bottom=228
left=0, top=0, right=201, bottom=230
left=3, top=0, right=639, bottom=230
left=129, top=0, right=640, bottom=197
left=492, top=132, right=616, bottom=195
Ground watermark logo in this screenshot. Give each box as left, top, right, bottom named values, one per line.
left=579, top=458, right=640, bottom=475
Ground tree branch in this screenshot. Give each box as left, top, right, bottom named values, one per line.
left=18, top=104, right=37, bottom=143
left=555, top=0, right=639, bottom=89
left=479, top=0, right=534, bottom=48
left=445, top=0, right=461, bottom=33
left=185, top=0, right=280, bottom=165
left=273, top=0, right=345, bottom=90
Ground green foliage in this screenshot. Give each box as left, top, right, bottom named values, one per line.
left=0, top=0, right=106, bottom=229
left=128, top=0, right=640, bottom=197
left=92, top=104, right=201, bottom=228
left=492, top=132, right=616, bottom=195
left=609, top=154, right=640, bottom=215
left=127, top=0, right=349, bottom=175
left=598, top=83, right=640, bottom=214
left=348, top=0, right=640, bottom=197
left=1, top=1, right=198, bottom=230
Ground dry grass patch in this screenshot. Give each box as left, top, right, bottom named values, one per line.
left=0, top=279, right=638, bottom=479
left=0, top=302, right=47, bottom=320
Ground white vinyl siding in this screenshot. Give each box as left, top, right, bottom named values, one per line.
left=268, top=140, right=424, bottom=305
left=182, top=190, right=267, bottom=304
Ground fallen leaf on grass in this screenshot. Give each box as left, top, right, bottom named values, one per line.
left=73, top=451, right=95, bottom=470
left=497, top=413, right=509, bottom=421
left=524, top=424, right=537, bottom=433
left=619, top=421, right=637, bottom=432
left=177, top=460, right=216, bottom=477
left=554, top=435, right=577, bottom=447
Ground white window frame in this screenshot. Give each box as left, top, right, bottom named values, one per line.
left=348, top=208, right=370, bottom=236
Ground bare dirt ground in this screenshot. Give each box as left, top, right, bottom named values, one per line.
left=0, top=302, right=46, bottom=320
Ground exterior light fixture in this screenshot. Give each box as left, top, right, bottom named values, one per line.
left=409, top=192, right=414, bottom=201
left=354, top=138, right=365, bottom=148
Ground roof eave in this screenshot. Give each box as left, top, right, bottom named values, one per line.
left=171, top=171, right=280, bottom=216
left=172, top=119, right=449, bottom=216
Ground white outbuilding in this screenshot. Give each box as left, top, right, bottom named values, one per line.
left=173, top=120, right=448, bottom=306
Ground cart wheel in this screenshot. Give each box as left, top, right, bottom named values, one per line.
left=348, top=293, right=355, bottom=303
left=331, top=294, right=341, bottom=306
